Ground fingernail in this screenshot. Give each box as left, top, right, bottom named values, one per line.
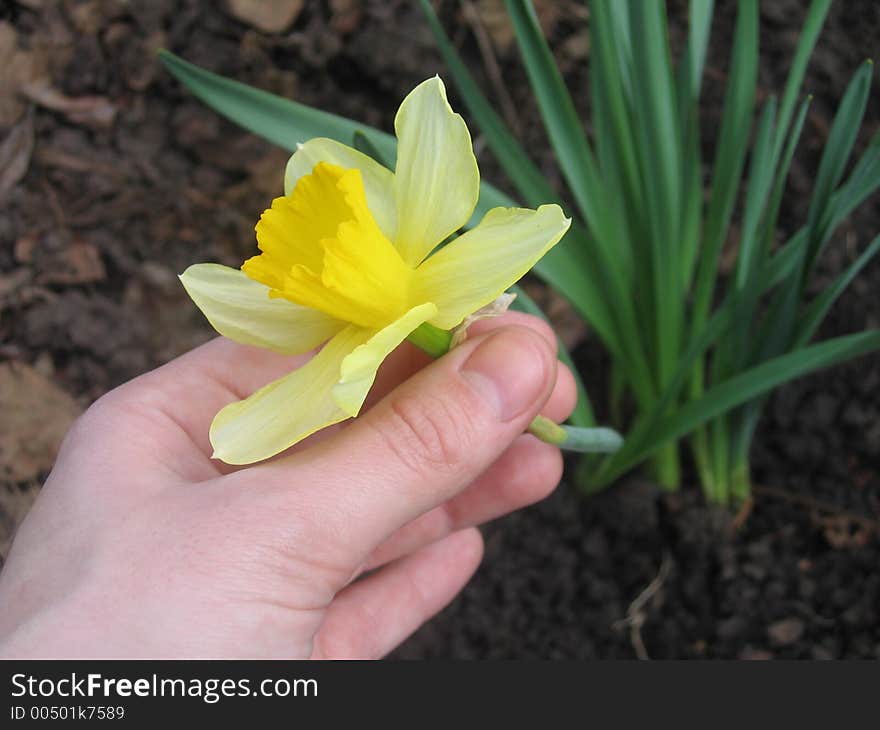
left=460, top=328, right=551, bottom=422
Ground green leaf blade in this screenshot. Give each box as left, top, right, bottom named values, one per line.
left=597, top=331, right=880, bottom=486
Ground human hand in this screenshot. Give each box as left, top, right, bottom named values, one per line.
left=0, top=312, right=575, bottom=658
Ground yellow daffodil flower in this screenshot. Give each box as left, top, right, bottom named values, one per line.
left=180, top=77, right=570, bottom=464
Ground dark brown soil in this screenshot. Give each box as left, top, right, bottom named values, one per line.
left=1, top=0, right=878, bottom=659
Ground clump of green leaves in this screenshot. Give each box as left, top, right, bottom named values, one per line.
left=159, top=0, right=880, bottom=505
left=419, top=0, right=880, bottom=503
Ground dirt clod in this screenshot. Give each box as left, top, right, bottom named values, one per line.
left=225, top=0, right=304, bottom=33
left=767, top=618, right=806, bottom=647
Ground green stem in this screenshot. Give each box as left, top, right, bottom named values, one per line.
left=650, top=441, right=681, bottom=490
left=529, top=415, right=623, bottom=453
left=406, top=325, right=623, bottom=454
left=691, top=426, right=716, bottom=501
left=709, top=416, right=731, bottom=504
left=408, top=322, right=453, bottom=358
left=730, top=459, right=751, bottom=504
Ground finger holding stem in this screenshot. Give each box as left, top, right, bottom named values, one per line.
left=407, top=320, right=623, bottom=454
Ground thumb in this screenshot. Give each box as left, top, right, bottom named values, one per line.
left=270, top=325, right=557, bottom=556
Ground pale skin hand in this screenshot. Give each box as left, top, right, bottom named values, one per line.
left=0, top=312, right=575, bottom=658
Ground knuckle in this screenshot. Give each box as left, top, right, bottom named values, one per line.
left=65, top=385, right=148, bottom=445
left=58, top=394, right=121, bottom=453
left=374, top=390, right=475, bottom=478
left=78, top=382, right=148, bottom=429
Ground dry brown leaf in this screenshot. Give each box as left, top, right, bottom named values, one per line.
left=0, top=21, right=49, bottom=128
left=35, top=145, right=125, bottom=180
left=0, top=482, right=41, bottom=564
left=226, top=0, right=304, bottom=33
left=37, top=239, right=107, bottom=285
left=21, top=81, right=116, bottom=129
left=0, top=362, right=81, bottom=482
left=0, top=108, right=34, bottom=198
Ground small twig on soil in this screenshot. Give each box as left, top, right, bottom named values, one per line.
left=459, top=0, right=523, bottom=135
left=613, top=551, right=673, bottom=661
left=40, top=178, right=66, bottom=228
left=753, top=484, right=880, bottom=531
left=731, top=497, right=754, bottom=531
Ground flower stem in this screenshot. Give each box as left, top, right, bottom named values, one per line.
left=407, top=322, right=453, bottom=358
left=406, top=326, right=623, bottom=454
left=528, top=415, right=623, bottom=453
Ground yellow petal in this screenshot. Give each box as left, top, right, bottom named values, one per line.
left=179, top=263, right=342, bottom=354
left=333, top=302, right=438, bottom=415
left=210, top=325, right=372, bottom=464
left=414, top=204, right=571, bottom=329
left=392, top=76, right=479, bottom=267
left=245, top=162, right=353, bottom=291
left=285, top=137, right=397, bottom=241
left=263, top=164, right=414, bottom=329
